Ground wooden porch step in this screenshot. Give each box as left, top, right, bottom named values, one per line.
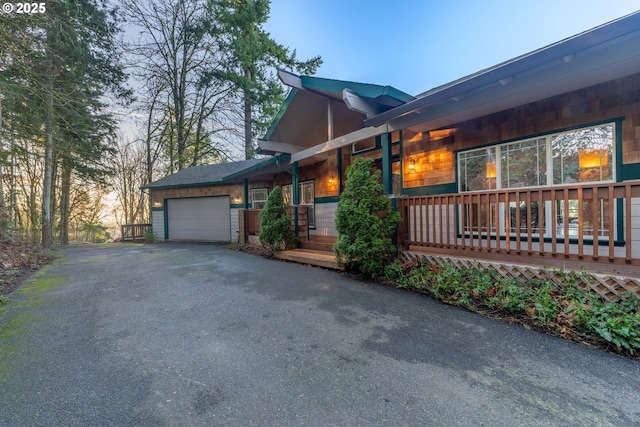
left=275, top=249, right=343, bottom=271
left=299, top=236, right=337, bottom=252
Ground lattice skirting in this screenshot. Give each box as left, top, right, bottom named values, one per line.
left=400, top=252, right=640, bottom=303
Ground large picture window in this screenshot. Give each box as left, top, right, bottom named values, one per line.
left=457, top=123, right=615, bottom=241
left=459, top=124, right=614, bottom=192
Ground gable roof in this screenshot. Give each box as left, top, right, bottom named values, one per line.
left=263, top=72, right=414, bottom=140
left=258, top=72, right=414, bottom=156
left=141, top=159, right=264, bottom=190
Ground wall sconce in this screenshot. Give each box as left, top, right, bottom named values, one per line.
left=485, top=161, right=496, bottom=179
left=407, top=158, right=416, bottom=173
left=234, top=197, right=242, bottom=204
left=152, top=201, right=162, bottom=208
left=328, top=175, right=336, bottom=186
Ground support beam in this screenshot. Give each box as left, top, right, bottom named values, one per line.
left=292, top=124, right=388, bottom=163
left=343, top=88, right=384, bottom=118
left=381, top=133, right=392, bottom=195
left=257, top=138, right=306, bottom=154
left=278, top=69, right=303, bottom=89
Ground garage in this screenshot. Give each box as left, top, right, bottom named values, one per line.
left=166, top=196, right=231, bottom=241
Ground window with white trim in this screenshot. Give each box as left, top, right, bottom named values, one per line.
left=457, top=123, right=615, bottom=240
left=251, top=188, right=268, bottom=209
left=281, top=181, right=316, bottom=228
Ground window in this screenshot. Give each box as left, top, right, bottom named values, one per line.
left=299, top=181, right=315, bottom=228
left=251, top=188, right=268, bottom=209
left=352, top=136, right=377, bottom=154
left=457, top=123, right=615, bottom=241
left=458, top=124, right=614, bottom=192
left=282, top=184, right=292, bottom=206
left=281, top=181, right=315, bottom=228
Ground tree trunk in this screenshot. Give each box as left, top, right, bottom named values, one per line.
left=244, top=67, right=253, bottom=160
left=0, top=101, right=4, bottom=210
left=42, top=87, right=54, bottom=248
left=59, top=158, right=71, bottom=245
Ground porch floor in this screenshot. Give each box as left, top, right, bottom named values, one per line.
left=274, top=249, right=343, bottom=271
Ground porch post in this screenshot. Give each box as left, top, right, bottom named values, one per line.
left=381, top=131, right=399, bottom=252
left=292, top=161, right=299, bottom=239
left=381, top=132, right=393, bottom=195
left=243, top=178, right=249, bottom=244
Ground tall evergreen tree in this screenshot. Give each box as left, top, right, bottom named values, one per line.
left=209, top=0, right=322, bottom=159
left=1, top=0, right=130, bottom=247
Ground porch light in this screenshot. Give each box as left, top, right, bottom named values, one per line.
left=408, top=158, right=416, bottom=173
left=485, top=161, right=497, bottom=179
left=328, top=175, right=335, bottom=185
left=152, top=201, right=162, bottom=207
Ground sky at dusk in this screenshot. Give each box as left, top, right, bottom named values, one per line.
left=265, top=0, right=639, bottom=95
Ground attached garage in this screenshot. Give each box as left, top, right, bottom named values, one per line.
left=166, top=196, right=231, bottom=241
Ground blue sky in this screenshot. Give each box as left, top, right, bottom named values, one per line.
left=265, top=0, right=639, bottom=95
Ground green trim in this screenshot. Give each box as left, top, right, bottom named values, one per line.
left=337, top=147, right=343, bottom=195
left=622, top=163, right=640, bottom=180
left=381, top=132, right=393, bottom=195
left=243, top=178, right=249, bottom=209
left=163, top=198, right=169, bottom=240
left=230, top=203, right=245, bottom=209
left=222, top=154, right=290, bottom=181
left=292, top=162, right=299, bottom=236
left=315, top=196, right=340, bottom=204
left=264, top=89, right=297, bottom=140
left=615, top=121, right=625, bottom=241
left=299, top=76, right=414, bottom=103
left=147, top=180, right=244, bottom=191
left=401, top=183, right=458, bottom=196
left=151, top=206, right=164, bottom=212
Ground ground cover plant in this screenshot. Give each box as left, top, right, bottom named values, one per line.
left=0, top=239, right=54, bottom=299
left=384, top=258, right=640, bottom=361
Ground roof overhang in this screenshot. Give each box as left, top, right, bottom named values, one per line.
left=258, top=70, right=413, bottom=160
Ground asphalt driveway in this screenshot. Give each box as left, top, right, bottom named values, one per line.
left=1, top=243, right=638, bottom=426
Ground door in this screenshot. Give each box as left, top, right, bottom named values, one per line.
left=166, top=196, right=231, bottom=241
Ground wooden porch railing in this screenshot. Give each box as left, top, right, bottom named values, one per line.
left=121, top=223, right=151, bottom=241
left=397, top=181, right=640, bottom=266
left=239, top=207, right=309, bottom=245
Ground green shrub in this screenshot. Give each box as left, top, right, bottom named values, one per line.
left=389, top=258, right=640, bottom=357
left=334, top=158, right=400, bottom=278
left=259, top=186, right=295, bottom=252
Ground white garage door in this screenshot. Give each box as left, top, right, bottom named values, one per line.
left=167, top=196, right=231, bottom=241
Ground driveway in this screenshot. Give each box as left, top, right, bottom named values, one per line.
left=0, top=243, right=638, bottom=426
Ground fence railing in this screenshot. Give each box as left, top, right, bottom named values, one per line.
left=121, top=223, right=151, bottom=241
left=239, top=207, right=309, bottom=245
left=397, top=181, right=640, bottom=265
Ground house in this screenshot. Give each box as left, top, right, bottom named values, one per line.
left=144, top=11, right=640, bottom=270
